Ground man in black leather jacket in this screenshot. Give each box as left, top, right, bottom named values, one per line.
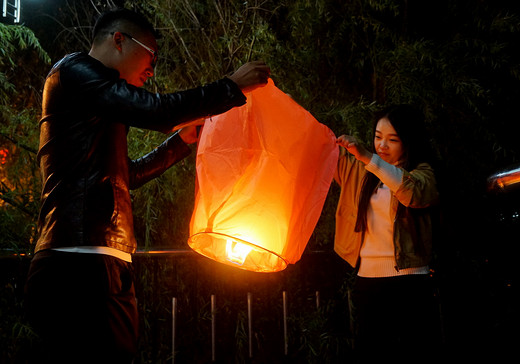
left=24, top=8, right=270, bottom=363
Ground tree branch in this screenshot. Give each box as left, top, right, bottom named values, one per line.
left=0, top=132, right=37, bottom=154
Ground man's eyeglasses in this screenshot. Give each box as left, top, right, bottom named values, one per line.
left=114, top=32, right=158, bottom=68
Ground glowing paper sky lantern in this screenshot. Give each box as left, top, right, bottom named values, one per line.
left=188, top=79, right=338, bottom=272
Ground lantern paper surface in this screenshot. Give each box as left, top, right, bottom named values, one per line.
left=188, top=79, right=338, bottom=272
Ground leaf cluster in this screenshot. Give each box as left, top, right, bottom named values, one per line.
left=0, top=23, right=50, bottom=107
left=0, top=24, right=49, bottom=253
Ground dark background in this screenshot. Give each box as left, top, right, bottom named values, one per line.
left=2, top=0, right=520, bottom=362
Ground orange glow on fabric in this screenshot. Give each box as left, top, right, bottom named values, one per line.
left=188, top=79, right=338, bottom=272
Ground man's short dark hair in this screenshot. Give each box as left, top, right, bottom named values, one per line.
left=92, top=8, right=158, bottom=44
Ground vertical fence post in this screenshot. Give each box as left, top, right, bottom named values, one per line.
left=283, top=291, right=288, bottom=356
left=315, top=290, right=320, bottom=310
left=247, top=292, right=253, bottom=359
left=172, top=297, right=177, bottom=364
left=211, top=294, right=216, bottom=362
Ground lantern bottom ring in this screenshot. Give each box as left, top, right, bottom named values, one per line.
left=188, top=231, right=288, bottom=272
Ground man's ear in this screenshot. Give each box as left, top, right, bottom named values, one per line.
left=112, top=31, right=124, bottom=51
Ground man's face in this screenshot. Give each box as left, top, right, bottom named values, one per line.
left=116, top=31, right=158, bottom=87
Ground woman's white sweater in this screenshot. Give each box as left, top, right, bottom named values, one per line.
left=357, top=154, right=430, bottom=278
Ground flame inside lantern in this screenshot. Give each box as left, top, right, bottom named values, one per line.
left=188, top=79, right=338, bottom=273
left=189, top=231, right=288, bottom=272
left=226, top=239, right=253, bottom=265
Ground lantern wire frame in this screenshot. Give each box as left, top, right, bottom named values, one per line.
left=188, top=231, right=288, bottom=272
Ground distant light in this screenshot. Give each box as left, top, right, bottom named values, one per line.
left=487, top=163, right=520, bottom=193
left=0, top=149, right=8, bottom=165
left=2, top=0, right=21, bottom=23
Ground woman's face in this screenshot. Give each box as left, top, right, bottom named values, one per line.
left=374, top=117, right=404, bottom=165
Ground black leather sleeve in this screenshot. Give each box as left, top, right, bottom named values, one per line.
left=128, top=132, right=191, bottom=190
left=62, top=53, right=246, bottom=134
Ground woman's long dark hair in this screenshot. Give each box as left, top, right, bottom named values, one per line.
left=354, top=104, right=434, bottom=233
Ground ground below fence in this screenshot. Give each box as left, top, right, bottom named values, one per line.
left=1, top=244, right=518, bottom=363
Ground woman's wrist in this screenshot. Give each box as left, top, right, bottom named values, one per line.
left=358, top=150, right=373, bottom=165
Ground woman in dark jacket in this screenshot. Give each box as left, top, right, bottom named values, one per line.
left=334, top=105, right=442, bottom=363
